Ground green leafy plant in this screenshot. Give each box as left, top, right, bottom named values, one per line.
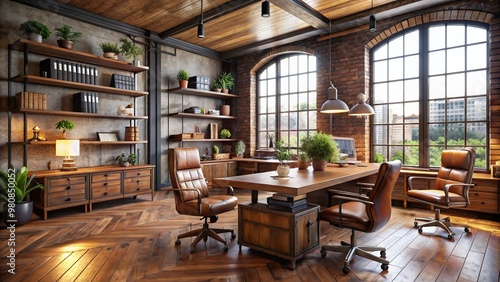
left=55, top=119, right=75, bottom=133
left=177, top=69, right=189, bottom=81
left=300, top=132, right=339, bottom=163
left=99, top=42, right=120, bottom=53
left=234, top=140, right=246, bottom=157
left=220, top=129, right=231, bottom=138
left=20, top=20, right=51, bottom=39
left=54, top=25, right=82, bottom=43
left=213, top=78, right=222, bottom=90
left=213, top=145, right=220, bottom=154
left=119, top=38, right=143, bottom=60
left=116, top=153, right=137, bottom=165
left=0, top=166, right=44, bottom=204
left=274, top=139, right=291, bottom=165
left=219, top=72, right=234, bottom=90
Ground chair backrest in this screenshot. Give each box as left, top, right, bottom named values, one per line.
left=435, top=148, right=476, bottom=195
left=367, top=160, right=402, bottom=232
left=169, top=148, right=209, bottom=205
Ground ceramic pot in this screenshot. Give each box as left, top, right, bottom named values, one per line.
left=28, top=33, right=42, bottom=43
left=179, top=80, right=188, bottom=88
left=2, top=201, right=33, bottom=227
left=220, top=105, right=230, bottom=116
left=297, top=159, right=310, bottom=170
left=103, top=52, right=118, bottom=60
left=312, top=159, right=327, bottom=171
left=276, top=164, right=290, bottom=176
left=57, top=39, right=74, bottom=50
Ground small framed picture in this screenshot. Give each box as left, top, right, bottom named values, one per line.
left=97, top=132, right=118, bottom=141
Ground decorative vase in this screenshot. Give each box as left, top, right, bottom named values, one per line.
left=2, top=201, right=33, bottom=227
left=57, top=39, right=74, bottom=50
left=120, top=161, right=130, bottom=167
left=298, top=159, right=310, bottom=170
left=28, top=33, right=42, bottom=43
left=179, top=80, right=188, bottom=88
left=276, top=164, right=290, bottom=177
left=220, top=105, right=230, bottom=116
left=312, top=159, right=327, bottom=171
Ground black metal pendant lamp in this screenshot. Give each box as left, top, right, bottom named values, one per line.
left=262, top=1, right=270, bottom=17
left=198, top=0, right=204, bottom=38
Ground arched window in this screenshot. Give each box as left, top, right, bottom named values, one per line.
left=257, top=54, right=317, bottom=153
left=372, top=22, right=488, bottom=169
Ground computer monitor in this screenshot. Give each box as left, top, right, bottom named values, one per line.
left=332, top=136, right=357, bottom=162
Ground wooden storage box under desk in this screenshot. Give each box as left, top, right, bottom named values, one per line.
left=238, top=202, right=319, bottom=269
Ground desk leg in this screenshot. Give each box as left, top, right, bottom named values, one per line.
left=251, top=190, right=258, bottom=203
left=403, top=174, right=408, bottom=208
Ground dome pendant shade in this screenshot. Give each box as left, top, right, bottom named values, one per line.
left=349, top=93, right=375, bottom=116
left=320, top=82, right=349, bottom=113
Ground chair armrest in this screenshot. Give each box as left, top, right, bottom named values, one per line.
left=407, top=176, right=437, bottom=190
left=443, top=183, right=476, bottom=204
left=226, top=185, right=234, bottom=196
left=164, top=187, right=202, bottom=213
left=355, top=182, right=374, bottom=194
left=332, top=194, right=373, bottom=228
left=329, top=190, right=369, bottom=201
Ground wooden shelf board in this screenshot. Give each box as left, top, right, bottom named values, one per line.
left=11, top=140, right=148, bottom=145
left=168, top=87, right=237, bottom=98
left=15, top=108, right=148, bottom=119
left=169, top=138, right=238, bottom=142
left=12, top=75, right=148, bottom=97
left=11, top=39, right=148, bottom=73
left=168, top=112, right=236, bottom=119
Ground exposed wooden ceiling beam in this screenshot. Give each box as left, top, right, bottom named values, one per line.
left=158, top=0, right=260, bottom=38
left=269, top=0, right=330, bottom=30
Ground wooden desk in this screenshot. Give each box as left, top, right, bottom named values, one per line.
left=214, top=163, right=380, bottom=203
left=213, top=164, right=380, bottom=268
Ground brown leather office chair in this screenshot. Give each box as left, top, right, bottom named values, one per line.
left=320, top=160, right=401, bottom=274
left=168, top=147, right=238, bottom=253
left=407, top=148, right=476, bottom=240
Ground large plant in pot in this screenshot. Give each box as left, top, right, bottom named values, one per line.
left=274, top=139, right=291, bottom=176
left=300, top=132, right=339, bottom=171
left=0, top=166, right=44, bottom=226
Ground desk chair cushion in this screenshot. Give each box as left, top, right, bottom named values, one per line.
left=320, top=201, right=369, bottom=231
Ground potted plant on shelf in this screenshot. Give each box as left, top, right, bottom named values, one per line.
left=0, top=166, right=44, bottom=226
left=20, top=20, right=51, bottom=42
left=234, top=140, right=246, bottom=158
left=219, top=72, right=234, bottom=93
left=213, top=78, right=222, bottom=92
left=116, top=153, right=137, bottom=167
left=300, top=132, right=339, bottom=171
left=274, top=139, right=291, bottom=176
left=99, top=42, right=120, bottom=60
left=220, top=129, right=231, bottom=139
left=119, top=38, right=143, bottom=65
left=55, top=119, right=75, bottom=139
left=177, top=69, right=189, bottom=88
left=54, top=24, right=82, bottom=50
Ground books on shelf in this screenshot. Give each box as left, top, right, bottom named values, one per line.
left=271, top=193, right=307, bottom=202
left=73, top=92, right=99, bottom=113
left=40, top=58, right=98, bottom=84
left=15, top=91, right=47, bottom=110
left=110, top=73, right=135, bottom=90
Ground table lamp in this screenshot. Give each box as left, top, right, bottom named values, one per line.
left=56, top=139, right=80, bottom=171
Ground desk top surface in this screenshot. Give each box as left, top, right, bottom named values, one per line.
left=213, top=163, right=380, bottom=196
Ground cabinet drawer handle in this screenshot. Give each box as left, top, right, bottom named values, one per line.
left=66, top=186, right=72, bottom=190
left=137, top=180, right=140, bottom=184
left=307, top=220, right=314, bottom=243
left=67, top=177, right=71, bottom=181
left=474, top=192, right=479, bottom=196
left=137, top=172, right=141, bottom=176
left=104, top=191, right=108, bottom=195
left=66, top=197, right=72, bottom=201
left=104, top=173, right=108, bottom=177
left=136, top=188, right=141, bottom=191
left=104, top=182, right=108, bottom=186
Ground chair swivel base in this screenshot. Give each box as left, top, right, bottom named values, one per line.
left=320, top=229, right=389, bottom=274
left=175, top=218, right=236, bottom=253
left=414, top=208, right=470, bottom=240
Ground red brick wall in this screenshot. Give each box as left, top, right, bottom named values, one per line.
left=235, top=1, right=500, bottom=163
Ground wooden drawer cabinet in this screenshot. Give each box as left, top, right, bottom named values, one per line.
left=31, top=165, right=155, bottom=219
left=123, top=168, right=153, bottom=196
left=238, top=202, right=319, bottom=269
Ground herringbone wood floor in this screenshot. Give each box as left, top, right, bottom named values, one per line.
left=0, top=188, right=499, bottom=281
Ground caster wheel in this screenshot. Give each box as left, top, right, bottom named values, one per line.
left=223, top=246, right=229, bottom=252
left=190, top=248, right=195, bottom=254
left=414, top=221, right=419, bottom=227
left=231, top=233, right=236, bottom=239
left=342, top=266, right=351, bottom=274
left=464, top=227, right=470, bottom=232
left=381, top=264, right=389, bottom=271
left=418, top=228, right=423, bottom=234
left=447, top=234, right=454, bottom=240
left=175, top=240, right=181, bottom=245
left=321, top=249, right=327, bottom=257
left=380, top=250, right=386, bottom=258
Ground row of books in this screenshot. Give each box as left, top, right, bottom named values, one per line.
left=110, top=74, right=135, bottom=90
left=15, top=91, right=47, bottom=110
left=267, top=193, right=307, bottom=212
left=73, top=92, right=99, bottom=113
left=39, top=58, right=98, bottom=85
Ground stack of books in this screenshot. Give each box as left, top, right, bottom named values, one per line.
left=39, top=58, right=98, bottom=84
left=15, top=91, right=47, bottom=110
left=73, top=92, right=99, bottom=113
left=267, top=193, right=307, bottom=212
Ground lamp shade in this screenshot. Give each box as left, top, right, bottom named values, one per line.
left=197, top=22, right=204, bottom=38
left=261, top=1, right=270, bottom=17
left=369, top=15, right=377, bottom=32
left=56, top=139, right=80, bottom=157
left=320, top=82, right=349, bottom=113
left=349, top=93, right=375, bottom=116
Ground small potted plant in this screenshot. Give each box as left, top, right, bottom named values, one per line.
left=99, top=42, right=120, bottom=60
left=234, top=140, right=246, bottom=158
left=116, top=153, right=137, bottom=166
left=300, top=132, right=339, bottom=171
left=54, top=24, right=82, bottom=50
left=119, top=38, right=143, bottom=65
left=20, top=20, right=51, bottom=42
left=0, top=166, right=44, bottom=226
left=219, top=72, right=234, bottom=93
left=213, top=78, right=222, bottom=92
left=55, top=119, right=75, bottom=139
left=177, top=69, right=189, bottom=88
left=297, top=152, right=310, bottom=170
left=274, top=139, right=291, bottom=176
left=220, top=129, right=231, bottom=139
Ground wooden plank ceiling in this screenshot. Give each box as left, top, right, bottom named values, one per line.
left=54, top=0, right=452, bottom=58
